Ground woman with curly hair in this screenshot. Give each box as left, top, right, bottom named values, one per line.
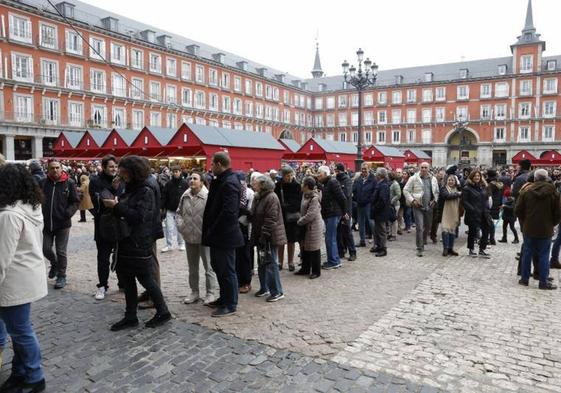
left=0, top=164, right=47, bottom=393
left=463, top=169, right=491, bottom=258
left=102, top=156, right=171, bottom=331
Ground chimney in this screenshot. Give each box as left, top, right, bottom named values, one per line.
left=212, top=52, right=225, bottom=64
left=55, top=1, right=75, bottom=18
left=101, top=17, right=119, bottom=32
left=186, top=44, right=200, bottom=56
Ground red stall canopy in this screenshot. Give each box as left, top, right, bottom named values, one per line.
left=279, top=138, right=301, bottom=155
left=285, top=137, right=357, bottom=169
left=403, top=148, right=432, bottom=166
left=129, top=126, right=176, bottom=157
left=52, top=131, right=85, bottom=158
left=537, top=150, right=561, bottom=166
left=75, top=129, right=111, bottom=158
left=511, top=150, right=536, bottom=163
left=100, top=128, right=142, bottom=157
left=363, top=145, right=406, bottom=169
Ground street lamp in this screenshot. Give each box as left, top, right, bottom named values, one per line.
left=452, top=118, right=469, bottom=164
left=342, top=48, right=378, bottom=172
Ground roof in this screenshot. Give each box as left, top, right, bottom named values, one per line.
left=62, top=131, right=84, bottom=148
left=187, top=123, right=285, bottom=150
left=312, top=138, right=357, bottom=155
left=373, top=146, right=404, bottom=158
left=146, top=126, right=176, bottom=145
left=404, top=148, right=430, bottom=159
left=279, top=138, right=301, bottom=152
left=88, top=129, right=111, bottom=146
left=115, top=129, right=142, bottom=145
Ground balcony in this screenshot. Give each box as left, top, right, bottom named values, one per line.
left=0, top=112, right=85, bottom=129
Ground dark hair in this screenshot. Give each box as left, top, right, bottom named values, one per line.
left=171, top=165, right=181, bottom=172
left=302, top=176, right=316, bottom=190
left=0, top=164, right=43, bottom=208
left=118, top=156, right=150, bottom=184
left=190, top=170, right=209, bottom=188
left=212, top=152, right=231, bottom=168
left=102, top=155, right=117, bottom=168
left=47, top=158, right=61, bottom=166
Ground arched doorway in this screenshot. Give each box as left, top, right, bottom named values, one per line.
left=446, top=128, right=479, bottom=165
left=279, top=129, right=294, bottom=140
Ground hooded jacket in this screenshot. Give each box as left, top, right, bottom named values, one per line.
left=41, top=172, right=81, bottom=233
left=0, top=202, right=48, bottom=307
left=487, top=178, right=504, bottom=219
left=176, top=186, right=208, bottom=244
left=515, top=181, right=561, bottom=238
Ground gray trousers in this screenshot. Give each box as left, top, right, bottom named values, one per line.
left=412, top=207, right=433, bottom=250
left=186, top=243, right=218, bottom=298
left=374, top=220, right=387, bottom=250
left=43, top=228, right=70, bottom=278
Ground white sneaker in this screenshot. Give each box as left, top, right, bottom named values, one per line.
left=95, top=287, right=106, bottom=300
left=161, top=246, right=172, bottom=253
left=179, top=244, right=186, bottom=251
left=202, top=295, right=216, bottom=305
left=183, top=293, right=200, bottom=304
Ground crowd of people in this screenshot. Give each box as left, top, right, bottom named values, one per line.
left=1, top=150, right=561, bottom=392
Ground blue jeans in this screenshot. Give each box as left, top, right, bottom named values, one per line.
left=324, top=216, right=341, bottom=266
left=551, top=228, right=561, bottom=262
left=357, top=205, right=373, bottom=243
left=164, top=210, right=184, bottom=248
left=0, top=303, right=44, bottom=383
left=442, top=231, right=455, bottom=250
left=521, top=236, right=551, bottom=284
left=0, top=319, right=6, bottom=347
left=210, top=247, right=238, bottom=311
left=403, top=206, right=412, bottom=230
left=258, top=247, right=283, bottom=296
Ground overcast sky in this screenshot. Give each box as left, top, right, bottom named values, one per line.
left=81, top=0, right=560, bottom=79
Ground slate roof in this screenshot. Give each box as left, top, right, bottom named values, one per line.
left=279, top=138, right=301, bottom=152
left=62, top=131, right=84, bottom=148
left=374, top=146, right=404, bottom=158
left=88, top=129, right=111, bottom=146
left=115, top=129, right=142, bottom=146
left=187, top=123, right=285, bottom=151
left=146, top=126, right=176, bottom=145
left=311, top=138, right=357, bottom=155
left=405, top=148, right=431, bottom=159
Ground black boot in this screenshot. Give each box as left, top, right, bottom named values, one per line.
left=498, top=236, right=507, bottom=243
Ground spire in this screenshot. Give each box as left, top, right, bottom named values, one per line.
left=311, top=42, right=324, bottom=79
left=511, top=0, right=545, bottom=52
left=523, top=0, right=535, bottom=33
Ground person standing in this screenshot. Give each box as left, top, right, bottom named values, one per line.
left=486, top=169, right=504, bottom=246
left=0, top=164, right=47, bottom=393
left=439, top=175, right=462, bottom=256
left=398, top=171, right=412, bottom=233
left=236, top=172, right=254, bottom=293
left=499, top=188, right=519, bottom=244
left=370, top=168, right=391, bottom=257
left=89, top=155, right=124, bottom=300
left=403, top=163, right=439, bottom=257
left=352, top=163, right=376, bottom=247
left=78, top=173, right=94, bottom=222
left=296, top=177, right=323, bottom=279
left=176, top=171, right=218, bottom=305
left=28, top=160, right=46, bottom=186
left=388, top=171, right=402, bottom=241
left=41, top=159, right=80, bottom=289
left=516, top=169, right=560, bottom=290
left=161, top=166, right=188, bottom=252
left=335, top=164, right=356, bottom=261
left=462, top=170, right=491, bottom=258
left=202, top=152, right=244, bottom=317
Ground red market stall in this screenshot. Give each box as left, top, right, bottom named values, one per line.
left=537, top=150, right=561, bottom=166
left=403, top=148, right=432, bottom=166
left=285, top=137, right=357, bottom=169
left=100, top=128, right=142, bottom=157
left=279, top=138, right=301, bottom=157
left=75, top=129, right=111, bottom=158
left=363, top=145, right=406, bottom=169
left=511, top=150, right=536, bottom=164
left=52, top=131, right=86, bottom=158
left=128, top=126, right=177, bottom=157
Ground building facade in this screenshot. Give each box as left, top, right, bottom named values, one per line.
left=0, top=0, right=559, bottom=167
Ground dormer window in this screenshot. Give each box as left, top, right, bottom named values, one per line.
left=547, top=60, right=557, bottom=71
left=498, top=65, right=507, bottom=75
left=424, top=72, right=433, bottom=82
left=395, top=75, right=403, bottom=85
left=459, top=68, right=468, bottom=79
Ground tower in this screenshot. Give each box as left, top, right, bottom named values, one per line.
left=311, top=42, right=324, bottom=79
left=511, top=0, right=546, bottom=72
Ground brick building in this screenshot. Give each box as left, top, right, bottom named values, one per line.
left=0, top=0, right=559, bottom=167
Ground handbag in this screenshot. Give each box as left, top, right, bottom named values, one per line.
left=99, top=212, right=131, bottom=242
left=257, top=241, right=275, bottom=267
left=280, top=187, right=300, bottom=223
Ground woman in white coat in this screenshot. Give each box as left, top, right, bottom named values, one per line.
left=176, top=171, right=219, bottom=305
left=0, top=164, right=48, bottom=393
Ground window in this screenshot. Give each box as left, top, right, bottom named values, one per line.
left=91, top=104, right=107, bottom=127
left=221, top=73, right=230, bottom=89
left=194, top=90, right=205, bottom=109
left=195, top=65, right=204, bottom=83
left=68, top=102, right=83, bottom=127
left=363, top=93, right=373, bottom=106
left=339, top=132, right=346, bottom=142
left=407, top=109, right=416, bottom=123
left=351, top=112, right=358, bottom=126
left=208, top=68, right=218, bottom=86
left=90, top=69, right=106, bottom=93
left=435, top=107, right=445, bottom=122
left=392, top=130, right=401, bottom=144
left=338, top=112, right=347, bottom=126
left=495, top=82, right=509, bottom=98
left=377, top=110, right=386, bottom=124
left=520, top=55, right=533, bottom=73
left=494, top=127, right=505, bottom=142
left=365, top=131, right=372, bottom=144
left=435, top=87, right=446, bottom=101
left=39, top=23, right=57, bottom=49
left=424, top=72, right=433, bottom=82
left=544, top=101, right=556, bottom=118
left=166, top=113, right=177, bottom=128
left=65, top=64, right=82, bottom=89
left=544, top=78, right=558, bottom=94
left=112, top=74, right=126, bottom=97
left=208, top=93, right=218, bottom=111
left=520, top=80, right=532, bottom=96
left=166, top=58, right=177, bottom=77
left=89, top=37, right=106, bottom=60
left=391, top=109, right=401, bottom=124
left=181, top=61, right=191, bottom=80
left=543, top=126, right=555, bottom=141
left=518, top=126, right=530, bottom=142
left=149, top=81, right=161, bottom=101
left=547, top=60, right=557, bottom=71
left=150, top=111, right=161, bottom=127
left=234, top=76, right=241, bottom=92
left=132, top=109, right=144, bottom=129
left=456, top=106, right=468, bottom=121
left=407, top=89, right=416, bottom=103
left=352, top=132, right=358, bottom=143
left=245, top=79, right=252, bottom=95
left=326, top=96, right=336, bottom=109
left=196, top=117, right=206, bottom=125
left=166, top=85, right=177, bottom=104
left=519, top=103, right=531, bottom=119
left=245, top=101, right=253, bottom=117
left=11, top=53, right=33, bottom=82
left=422, top=129, right=432, bottom=144
left=457, top=85, right=469, bottom=100
left=222, top=96, right=231, bottom=113
left=459, top=69, right=468, bottom=79
left=255, top=82, right=263, bottom=97
left=498, top=65, right=507, bottom=75
left=407, top=129, right=416, bottom=143
left=181, top=88, right=192, bottom=107
left=131, top=48, right=143, bottom=69
left=315, top=115, right=323, bottom=127
left=222, top=120, right=232, bottom=129
left=65, top=29, right=82, bottom=55
left=378, top=91, right=387, bottom=105
left=112, top=108, right=125, bottom=128
left=377, top=131, right=386, bottom=144
left=149, top=53, right=162, bottom=73
left=42, top=97, right=59, bottom=125
left=110, top=42, right=125, bottom=65
left=480, top=105, right=491, bottom=120
left=480, top=84, right=491, bottom=98
left=338, top=95, right=348, bottom=108
left=494, top=104, right=506, bottom=120
left=9, top=14, right=32, bottom=43
left=266, top=85, right=273, bottom=100
left=41, top=60, right=58, bottom=86
left=233, top=98, right=242, bottom=115
left=255, top=103, right=263, bottom=119
left=131, top=78, right=143, bottom=100
left=364, top=112, right=373, bottom=126
left=422, top=89, right=433, bottom=102
left=422, top=108, right=432, bottom=123
left=314, top=97, right=323, bottom=110
left=392, top=91, right=402, bottom=104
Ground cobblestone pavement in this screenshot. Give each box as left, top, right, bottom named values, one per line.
left=1, top=215, right=560, bottom=392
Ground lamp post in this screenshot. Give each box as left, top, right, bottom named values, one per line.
left=342, top=48, right=378, bottom=172
left=453, top=118, right=469, bottom=164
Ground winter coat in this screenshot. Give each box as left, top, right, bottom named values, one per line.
left=515, top=181, right=561, bottom=238
left=202, top=169, right=244, bottom=249
left=336, top=172, right=353, bottom=215
left=403, top=173, right=439, bottom=207
left=78, top=175, right=94, bottom=211
left=0, top=202, right=47, bottom=307
left=41, top=173, right=80, bottom=233
left=502, top=197, right=516, bottom=221
left=487, top=179, right=504, bottom=219
left=31, top=168, right=46, bottom=186
left=512, top=170, right=529, bottom=200
left=389, top=180, right=402, bottom=208
left=89, top=172, right=125, bottom=242
left=113, top=180, right=156, bottom=275
left=176, top=186, right=208, bottom=244
left=297, top=190, right=324, bottom=251
left=462, top=179, right=489, bottom=227
left=145, top=175, right=165, bottom=241
left=352, top=174, right=377, bottom=207
left=250, top=190, right=287, bottom=247
left=161, top=177, right=189, bottom=212
left=370, top=178, right=391, bottom=222
left=319, top=176, right=347, bottom=219
left=275, top=179, right=302, bottom=216
left=439, top=185, right=462, bottom=231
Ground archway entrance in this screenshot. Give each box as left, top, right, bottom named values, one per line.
left=447, top=129, right=478, bottom=165
left=279, top=129, right=294, bottom=140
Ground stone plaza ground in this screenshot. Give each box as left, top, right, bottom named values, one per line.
left=1, top=217, right=560, bottom=392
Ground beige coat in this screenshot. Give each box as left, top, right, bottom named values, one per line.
left=176, top=186, right=208, bottom=244
left=297, top=190, right=324, bottom=251
left=78, top=175, right=94, bottom=210
left=403, top=173, right=439, bottom=207
left=0, top=202, right=48, bottom=307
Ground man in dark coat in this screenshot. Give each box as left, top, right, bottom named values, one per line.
left=29, top=160, right=46, bottom=185
left=486, top=169, right=504, bottom=245
left=202, top=152, right=244, bottom=317
left=41, top=159, right=81, bottom=289
left=352, top=163, right=376, bottom=247
left=370, top=168, right=391, bottom=257
left=161, top=166, right=189, bottom=252
left=335, top=163, right=357, bottom=261
left=512, top=159, right=531, bottom=201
